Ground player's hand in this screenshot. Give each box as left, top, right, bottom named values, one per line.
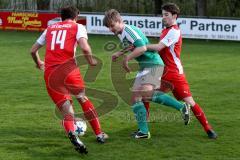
left=89, top=58, right=98, bottom=66
left=112, top=52, right=122, bottom=62
left=36, top=60, right=44, bottom=71
left=127, top=45, right=135, bottom=52
left=122, top=56, right=131, bottom=72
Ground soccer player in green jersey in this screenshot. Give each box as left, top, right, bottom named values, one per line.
left=103, top=9, right=190, bottom=139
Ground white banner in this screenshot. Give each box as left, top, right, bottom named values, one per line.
left=81, top=14, right=240, bottom=41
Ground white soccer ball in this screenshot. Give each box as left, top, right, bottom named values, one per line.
left=74, top=120, right=87, bottom=136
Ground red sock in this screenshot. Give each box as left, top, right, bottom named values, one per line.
left=143, top=101, right=150, bottom=119
left=62, top=114, right=75, bottom=134
left=191, top=103, right=212, bottom=132
left=79, top=100, right=102, bottom=135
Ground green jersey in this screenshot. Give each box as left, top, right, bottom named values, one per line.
left=118, top=24, right=164, bottom=69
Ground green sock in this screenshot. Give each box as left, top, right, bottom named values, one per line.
left=152, top=91, right=183, bottom=111
left=131, top=101, right=148, bottom=134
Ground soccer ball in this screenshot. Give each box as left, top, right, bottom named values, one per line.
left=74, top=119, right=87, bottom=136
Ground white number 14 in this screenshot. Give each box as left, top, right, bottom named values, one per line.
left=50, top=30, right=67, bottom=50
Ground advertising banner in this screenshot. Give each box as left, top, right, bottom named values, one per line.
left=1, top=12, right=239, bottom=41
left=0, top=11, right=59, bottom=31
left=0, top=11, right=86, bottom=31
left=81, top=14, right=240, bottom=41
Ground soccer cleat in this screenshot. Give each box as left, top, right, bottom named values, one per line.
left=181, top=103, right=191, bottom=125
left=68, top=131, right=88, bottom=154
left=207, top=129, right=217, bottom=139
left=134, top=131, right=151, bottom=139
left=96, top=132, right=109, bottom=143
left=131, top=129, right=140, bottom=136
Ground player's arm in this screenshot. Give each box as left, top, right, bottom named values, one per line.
left=147, top=29, right=180, bottom=53
left=122, top=45, right=146, bottom=72
left=122, top=34, right=147, bottom=72
left=76, top=24, right=97, bottom=66
left=30, top=29, right=46, bottom=71
left=112, top=45, right=134, bottom=61
left=121, top=27, right=147, bottom=72
left=30, top=43, right=44, bottom=70
left=126, top=45, right=147, bottom=61
left=124, top=30, right=147, bottom=61
left=78, top=37, right=97, bottom=66
left=147, top=42, right=167, bottom=52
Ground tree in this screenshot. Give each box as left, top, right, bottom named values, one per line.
left=154, top=0, right=162, bottom=15
left=7, top=0, right=37, bottom=10
left=37, top=0, right=50, bottom=10
left=49, top=0, right=77, bottom=11
left=196, top=0, right=206, bottom=16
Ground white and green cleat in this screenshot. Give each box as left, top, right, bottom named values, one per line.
left=134, top=131, right=151, bottom=139
left=181, top=103, right=191, bottom=125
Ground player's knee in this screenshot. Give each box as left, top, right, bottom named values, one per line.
left=141, top=87, right=154, bottom=101
left=188, top=101, right=195, bottom=107
left=61, top=100, right=71, bottom=108
left=183, top=97, right=195, bottom=106
left=142, top=91, right=153, bottom=100
left=133, top=97, right=142, bottom=104
left=76, top=92, right=88, bottom=103
left=131, top=93, right=142, bottom=104
left=60, top=100, right=74, bottom=115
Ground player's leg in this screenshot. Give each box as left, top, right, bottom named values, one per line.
left=171, top=75, right=217, bottom=139
left=45, top=66, right=87, bottom=153
left=44, top=82, right=87, bottom=153
left=65, top=68, right=108, bottom=143
left=143, top=101, right=150, bottom=120
left=131, top=96, right=150, bottom=120
left=59, top=100, right=75, bottom=134
left=183, top=96, right=217, bottom=139
left=142, top=90, right=190, bottom=125
left=131, top=85, right=152, bottom=139
left=151, top=91, right=185, bottom=110
left=58, top=100, right=88, bottom=154
left=140, top=66, right=190, bottom=124
left=76, top=91, right=108, bottom=143
left=45, top=68, right=76, bottom=134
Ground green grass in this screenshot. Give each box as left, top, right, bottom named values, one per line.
left=0, top=30, right=240, bottom=160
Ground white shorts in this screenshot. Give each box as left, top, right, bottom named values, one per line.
left=133, top=65, right=164, bottom=90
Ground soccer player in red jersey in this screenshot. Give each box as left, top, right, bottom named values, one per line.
left=30, top=6, right=108, bottom=154
left=146, top=3, right=217, bottom=139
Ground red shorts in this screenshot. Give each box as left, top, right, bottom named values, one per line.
left=44, top=64, right=84, bottom=107
left=160, top=72, right=192, bottom=100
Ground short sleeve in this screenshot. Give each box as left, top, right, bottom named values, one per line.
left=76, top=24, right=88, bottom=40
left=133, top=39, right=145, bottom=47
left=160, top=28, right=180, bottom=47
left=125, top=26, right=144, bottom=47
left=36, top=29, right=47, bottom=45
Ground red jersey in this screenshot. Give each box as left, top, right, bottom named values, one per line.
left=37, top=20, right=88, bottom=70
left=159, top=25, right=183, bottom=74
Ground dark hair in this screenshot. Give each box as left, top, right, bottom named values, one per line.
left=161, top=3, right=180, bottom=17
left=60, top=6, right=79, bottom=21
left=103, top=9, right=122, bottom=27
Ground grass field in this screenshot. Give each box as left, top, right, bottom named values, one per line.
left=0, top=30, right=240, bottom=160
